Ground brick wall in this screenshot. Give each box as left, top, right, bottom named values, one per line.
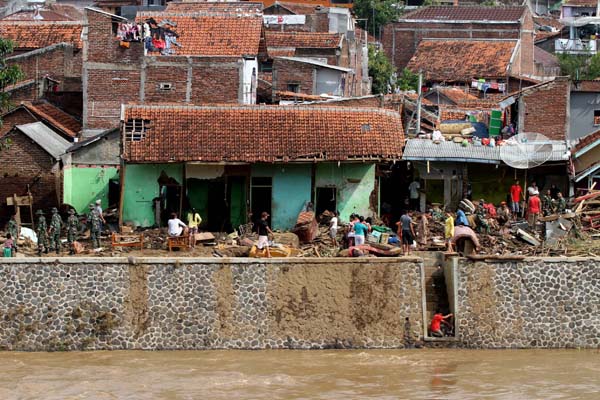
left=382, top=21, right=521, bottom=70
left=0, top=130, right=60, bottom=222
left=519, top=8, right=535, bottom=77
left=273, top=58, right=314, bottom=95
left=519, top=77, right=569, bottom=141
left=0, top=108, right=37, bottom=137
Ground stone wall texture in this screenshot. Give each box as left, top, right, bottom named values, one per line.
left=0, top=258, right=423, bottom=351
left=1, top=257, right=598, bottom=351
left=456, top=258, right=600, bottom=349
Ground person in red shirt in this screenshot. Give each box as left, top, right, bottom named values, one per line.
left=528, top=194, right=541, bottom=228
left=430, top=310, right=454, bottom=337
left=510, top=179, right=523, bottom=216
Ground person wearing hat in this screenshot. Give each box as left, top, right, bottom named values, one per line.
left=496, top=201, right=511, bottom=226
left=49, top=207, right=63, bottom=255
left=94, top=199, right=106, bottom=234
left=67, top=209, right=80, bottom=255
left=35, top=209, right=48, bottom=256
left=257, top=211, right=274, bottom=257
left=88, top=204, right=101, bottom=249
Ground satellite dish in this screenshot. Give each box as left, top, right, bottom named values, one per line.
left=499, top=132, right=554, bottom=169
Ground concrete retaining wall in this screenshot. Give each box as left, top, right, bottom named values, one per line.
left=0, top=257, right=598, bottom=350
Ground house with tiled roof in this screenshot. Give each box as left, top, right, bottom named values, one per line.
left=119, top=104, right=404, bottom=230
left=382, top=6, right=534, bottom=76
left=83, top=6, right=266, bottom=131
left=571, top=129, right=600, bottom=190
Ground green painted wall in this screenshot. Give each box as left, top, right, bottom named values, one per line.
left=122, top=164, right=183, bottom=227
left=229, top=177, right=246, bottom=228
left=468, top=164, right=516, bottom=205
left=252, top=164, right=312, bottom=230
left=63, top=167, right=119, bottom=214
left=315, top=163, right=376, bottom=221
left=186, top=179, right=209, bottom=226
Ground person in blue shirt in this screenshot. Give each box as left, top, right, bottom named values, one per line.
left=455, top=209, right=470, bottom=227
left=352, top=216, right=369, bottom=246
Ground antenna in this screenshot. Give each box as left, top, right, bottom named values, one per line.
left=499, top=132, right=554, bottom=169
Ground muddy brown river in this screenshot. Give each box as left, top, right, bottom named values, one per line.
left=0, top=349, right=598, bottom=399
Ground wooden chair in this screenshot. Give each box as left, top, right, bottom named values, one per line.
left=111, top=233, right=144, bottom=250
left=168, top=235, right=189, bottom=252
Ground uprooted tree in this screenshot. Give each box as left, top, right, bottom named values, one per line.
left=0, top=38, right=24, bottom=151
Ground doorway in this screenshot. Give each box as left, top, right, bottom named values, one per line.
left=251, top=177, right=272, bottom=225
left=315, top=187, right=337, bottom=215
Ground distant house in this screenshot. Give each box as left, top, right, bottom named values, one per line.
left=119, top=104, right=404, bottom=230
left=0, top=122, right=70, bottom=223
left=571, top=130, right=600, bottom=190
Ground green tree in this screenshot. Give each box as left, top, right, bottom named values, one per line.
left=397, top=68, right=419, bottom=91
left=0, top=38, right=23, bottom=151
left=368, top=44, right=395, bottom=94
left=557, top=53, right=600, bottom=80
left=354, top=0, right=402, bottom=39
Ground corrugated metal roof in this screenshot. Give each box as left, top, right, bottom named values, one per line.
left=402, top=139, right=569, bottom=165
left=15, top=122, right=71, bottom=159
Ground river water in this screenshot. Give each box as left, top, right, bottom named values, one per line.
left=0, top=349, right=598, bottom=399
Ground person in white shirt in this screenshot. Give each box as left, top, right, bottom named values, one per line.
left=95, top=199, right=106, bottom=233
left=329, top=211, right=339, bottom=246
left=408, top=180, right=421, bottom=211
left=527, top=182, right=539, bottom=197
left=167, top=213, right=187, bottom=237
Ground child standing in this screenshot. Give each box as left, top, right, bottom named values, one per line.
left=3, top=233, right=14, bottom=257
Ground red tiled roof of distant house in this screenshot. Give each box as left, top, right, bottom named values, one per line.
left=137, top=13, right=263, bottom=56
left=572, top=130, right=600, bottom=155
left=1, top=9, right=75, bottom=21
left=165, top=1, right=263, bottom=13
left=266, top=1, right=320, bottom=15
left=401, top=5, right=526, bottom=21
left=0, top=21, right=83, bottom=49
left=122, top=104, right=404, bottom=163
left=433, top=87, right=480, bottom=104
left=406, top=39, right=517, bottom=82
left=265, top=31, right=341, bottom=49
left=23, top=100, right=81, bottom=138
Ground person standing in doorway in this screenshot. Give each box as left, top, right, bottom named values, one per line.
left=399, top=210, right=415, bottom=256
left=510, top=179, right=523, bottom=217
left=187, top=208, right=202, bottom=248
left=257, top=211, right=274, bottom=257
left=408, top=179, right=421, bottom=211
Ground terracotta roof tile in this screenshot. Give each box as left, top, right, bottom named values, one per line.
left=407, top=39, right=517, bottom=82
left=0, top=21, right=83, bottom=49
left=265, top=31, right=341, bottom=49
left=572, top=129, right=600, bottom=155
left=123, top=105, right=404, bottom=163
left=23, top=100, right=81, bottom=138
left=137, top=13, right=263, bottom=56
left=1, top=9, right=75, bottom=21
left=401, top=6, right=526, bottom=22
left=264, top=1, right=320, bottom=15
left=427, top=87, right=479, bottom=104
left=275, top=90, right=331, bottom=101
left=165, top=1, right=263, bottom=13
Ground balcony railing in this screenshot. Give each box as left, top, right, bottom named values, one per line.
left=555, top=38, right=597, bottom=54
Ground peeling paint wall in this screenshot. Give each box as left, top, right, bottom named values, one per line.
left=252, top=164, right=312, bottom=230
left=63, top=167, right=119, bottom=214
left=315, top=163, right=376, bottom=221
left=122, top=164, right=184, bottom=227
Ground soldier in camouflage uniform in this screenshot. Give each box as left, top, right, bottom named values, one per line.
left=555, top=192, right=567, bottom=214
left=35, top=209, right=48, bottom=256
left=475, top=200, right=490, bottom=234
left=541, top=190, right=554, bottom=216
left=67, top=209, right=79, bottom=255
left=7, top=214, right=18, bottom=253
left=49, top=207, right=63, bottom=255
left=88, top=204, right=101, bottom=249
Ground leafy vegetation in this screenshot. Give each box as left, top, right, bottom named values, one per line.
left=0, top=38, right=23, bottom=151
left=557, top=53, right=600, bottom=80
left=353, top=0, right=402, bottom=38
left=368, top=44, right=395, bottom=94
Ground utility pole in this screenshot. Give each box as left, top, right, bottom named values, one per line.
left=415, top=70, right=422, bottom=136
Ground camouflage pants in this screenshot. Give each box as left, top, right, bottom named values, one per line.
left=90, top=230, right=100, bottom=249
left=49, top=233, right=61, bottom=252
left=37, top=233, right=48, bottom=253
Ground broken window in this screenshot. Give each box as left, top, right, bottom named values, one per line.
left=124, top=119, right=151, bottom=141
left=287, top=83, right=300, bottom=93
left=594, top=110, right=600, bottom=126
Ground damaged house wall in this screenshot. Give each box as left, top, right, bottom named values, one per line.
left=315, top=163, right=376, bottom=221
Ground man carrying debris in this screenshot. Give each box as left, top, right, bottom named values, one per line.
left=6, top=213, right=18, bottom=254
left=257, top=211, right=274, bottom=258
left=88, top=204, right=101, bottom=249
left=35, top=210, right=48, bottom=256
left=67, top=209, right=79, bottom=255
left=555, top=192, right=567, bottom=214
left=528, top=193, right=541, bottom=228
left=49, top=207, right=63, bottom=255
